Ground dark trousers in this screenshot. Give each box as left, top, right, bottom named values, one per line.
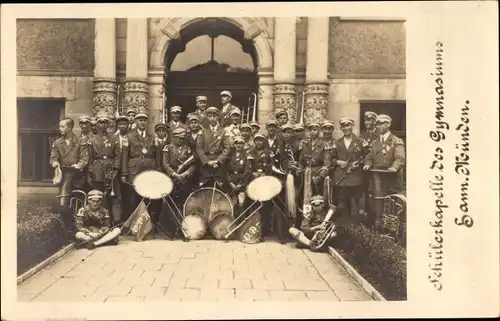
left=371, top=172, right=392, bottom=230
left=337, top=185, right=362, bottom=217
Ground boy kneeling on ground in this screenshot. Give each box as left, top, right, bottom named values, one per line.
left=289, top=195, right=337, bottom=251
left=75, top=190, right=121, bottom=249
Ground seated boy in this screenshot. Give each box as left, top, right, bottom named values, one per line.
left=75, top=190, right=121, bottom=249
left=289, top=195, right=337, bottom=251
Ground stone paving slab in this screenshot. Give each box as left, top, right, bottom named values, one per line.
left=18, top=237, right=373, bottom=302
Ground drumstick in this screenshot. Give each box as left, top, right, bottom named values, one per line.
left=209, top=180, right=217, bottom=217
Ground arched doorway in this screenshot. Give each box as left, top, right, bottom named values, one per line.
left=164, top=18, right=259, bottom=122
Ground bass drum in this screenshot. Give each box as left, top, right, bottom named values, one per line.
left=182, top=214, right=208, bottom=240
left=183, top=187, right=234, bottom=238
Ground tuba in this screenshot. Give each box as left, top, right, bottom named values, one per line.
left=309, top=205, right=338, bottom=251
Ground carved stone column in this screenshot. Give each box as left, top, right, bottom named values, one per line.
left=93, top=19, right=117, bottom=117
left=304, top=17, right=330, bottom=125
left=273, top=18, right=297, bottom=123
left=257, top=71, right=274, bottom=132
left=124, top=18, right=149, bottom=115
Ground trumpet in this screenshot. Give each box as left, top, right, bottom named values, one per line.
left=309, top=206, right=337, bottom=251
left=104, top=166, right=118, bottom=197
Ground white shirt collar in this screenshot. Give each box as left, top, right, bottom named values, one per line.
left=381, top=131, right=391, bottom=142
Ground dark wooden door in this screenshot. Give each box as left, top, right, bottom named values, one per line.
left=165, top=71, right=259, bottom=122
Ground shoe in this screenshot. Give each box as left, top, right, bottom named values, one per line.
left=279, top=239, right=287, bottom=245
left=85, top=242, right=96, bottom=250
left=109, top=237, right=119, bottom=246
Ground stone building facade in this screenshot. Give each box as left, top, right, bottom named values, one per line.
left=17, top=17, right=405, bottom=187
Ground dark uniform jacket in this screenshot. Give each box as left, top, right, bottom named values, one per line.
left=360, top=128, right=379, bottom=147
left=87, top=132, right=121, bottom=182
left=225, top=149, right=251, bottom=190
left=299, top=138, right=332, bottom=178
left=247, top=147, right=274, bottom=177
left=196, top=125, right=230, bottom=166
left=122, top=128, right=159, bottom=180
left=220, top=104, right=241, bottom=128
left=166, top=120, right=187, bottom=144
left=277, top=140, right=302, bottom=175
left=155, top=137, right=168, bottom=172
left=76, top=205, right=111, bottom=234
left=331, top=134, right=366, bottom=187
left=243, top=138, right=255, bottom=154
left=162, top=142, right=196, bottom=178
left=49, top=132, right=89, bottom=169
left=80, top=132, right=95, bottom=145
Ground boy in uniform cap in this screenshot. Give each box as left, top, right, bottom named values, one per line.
left=162, top=127, right=196, bottom=234
left=114, top=114, right=131, bottom=219
left=78, top=115, right=94, bottom=192
left=126, top=108, right=137, bottom=131
left=250, top=121, right=260, bottom=137
left=89, top=117, right=99, bottom=135
left=196, top=106, right=231, bottom=188
left=224, top=109, right=242, bottom=144
left=225, top=136, right=251, bottom=214
left=275, top=110, right=289, bottom=127
left=359, top=111, right=379, bottom=216
left=363, top=114, right=405, bottom=230
left=190, top=95, right=209, bottom=129
left=50, top=118, right=89, bottom=207
left=299, top=122, right=332, bottom=197
left=75, top=190, right=121, bottom=249
left=288, top=195, right=337, bottom=251
left=122, top=112, right=162, bottom=216
left=154, top=122, right=169, bottom=169
left=186, top=114, right=203, bottom=152
left=167, top=106, right=187, bottom=144
left=220, top=90, right=241, bottom=128
left=264, top=120, right=283, bottom=164
left=293, top=123, right=306, bottom=147
left=239, top=123, right=255, bottom=153
left=332, top=117, right=367, bottom=218
left=87, top=113, right=122, bottom=224
left=247, top=133, right=275, bottom=239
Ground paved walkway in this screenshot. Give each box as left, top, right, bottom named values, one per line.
left=18, top=237, right=373, bottom=302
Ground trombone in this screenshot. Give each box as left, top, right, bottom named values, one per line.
left=244, top=92, right=258, bottom=124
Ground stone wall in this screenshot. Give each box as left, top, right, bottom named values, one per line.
left=17, top=76, right=94, bottom=132
left=17, top=19, right=95, bottom=71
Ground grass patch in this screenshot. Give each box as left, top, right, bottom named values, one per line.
left=17, top=194, right=72, bottom=276
left=330, top=216, right=407, bottom=301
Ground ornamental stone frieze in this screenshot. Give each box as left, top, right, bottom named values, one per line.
left=304, top=83, right=329, bottom=125
left=93, top=79, right=117, bottom=117
left=124, top=79, right=149, bottom=114
left=273, top=83, right=297, bottom=123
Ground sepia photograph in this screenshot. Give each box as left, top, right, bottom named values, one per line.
left=15, top=15, right=407, bottom=303
left=2, top=2, right=498, bottom=320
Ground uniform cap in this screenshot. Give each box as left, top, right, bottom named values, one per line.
left=266, top=120, right=278, bottom=127
left=281, top=123, right=293, bottom=131
left=364, top=111, right=378, bottom=120
left=310, top=195, right=325, bottom=205
left=250, top=121, right=261, bottom=129
left=196, top=96, right=208, bottom=102
left=220, top=90, right=232, bottom=98
left=115, top=115, right=128, bottom=122
left=97, top=115, right=110, bottom=123
left=230, top=108, right=242, bottom=116
left=78, top=115, right=91, bottom=123
left=307, top=122, right=320, bottom=129
left=90, top=117, right=97, bottom=125
left=187, top=114, right=201, bottom=122
left=126, top=108, right=137, bottom=115
left=155, top=123, right=168, bottom=131
left=321, top=121, right=335, bottom=129
left=88, top=190, right=104, bottom=200
left=253, top=133, right=266, bottom=140
left=170, top=106, right=182, bottom=113
left=240, top=123, right=252, bottom=130
left=275, top=110, right=288, bottom=118
left=206, top=106, right=220, bottom=115
left=233, top=136, right=244, bottom=143
left=135, top=113, right=148, bottom=120
left=172, top=127, right=186, bottom=138
left=376, top=114, right=392, bottom=123
left=339, top=117, right=354, bottom=126
left=294, top=123, right=305, bottom=131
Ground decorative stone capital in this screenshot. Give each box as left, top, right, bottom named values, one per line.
left=304, top=82, right=329, bottom=125
left=273, top=83, right=297, bottom=124
left=93, top=78, right=117, bottom=117
left=124, top=79, right=149, bottom=114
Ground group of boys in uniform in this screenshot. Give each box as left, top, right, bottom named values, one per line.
left=50, top=89, right=405, bottom=250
